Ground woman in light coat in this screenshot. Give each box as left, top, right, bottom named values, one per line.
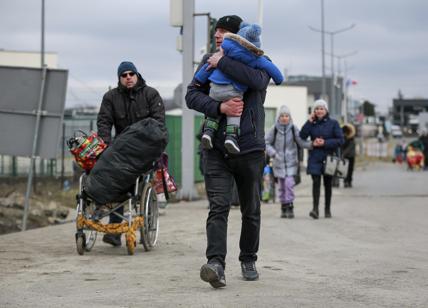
left=265, top=105, right=312, bottom=218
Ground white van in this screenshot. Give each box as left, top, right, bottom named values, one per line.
left=391, top=125, right=403, bottom=138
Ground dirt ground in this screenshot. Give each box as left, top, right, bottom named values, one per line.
left=0, top=177, right=75, bottom=234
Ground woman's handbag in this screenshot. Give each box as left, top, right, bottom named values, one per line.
left=324, top=151, right=349, bottom=178
left=291, top=126, right=302, bottom=186
left=153, top=153, right=177, bottom=200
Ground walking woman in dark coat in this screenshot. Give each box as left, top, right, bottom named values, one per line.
left=300, top=100, right=344, bottom=219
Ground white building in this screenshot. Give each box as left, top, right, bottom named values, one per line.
left=0, top=49, right=58, bottom=68
left=264, top=84, right=309, bottom=129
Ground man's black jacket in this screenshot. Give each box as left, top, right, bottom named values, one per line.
left=185, top=55, right=270, bottom=155
left=97, top=78, right=165, bottom=145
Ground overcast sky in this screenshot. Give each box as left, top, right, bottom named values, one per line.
left=1, top=0, right=427, bottom=112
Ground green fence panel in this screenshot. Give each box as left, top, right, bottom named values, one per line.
left=165, top=115, right=182, bottom=185
left=165, top=114, right=205, bottom=186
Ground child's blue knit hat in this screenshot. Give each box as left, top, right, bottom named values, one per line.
left=237, top=22, right=262, bottom=48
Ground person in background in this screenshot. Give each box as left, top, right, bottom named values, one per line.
left=419, top=129, right=428, bottom=170
left=265, top=105, right=312, bottom=218
left=299, top=99, right=344, bottom=219
left=341, top=123, right=356, bottom=188
left=96, top=61, right=165, bottom=247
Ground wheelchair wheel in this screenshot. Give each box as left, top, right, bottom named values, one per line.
left=77, top=200, right=97, bottom=252
left=139, top=183, right=159, bottom=251
left=83, top=229, right=97, bottom=252
left=76, top=234, right=85, bottom=255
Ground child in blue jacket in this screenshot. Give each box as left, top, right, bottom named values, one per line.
left=195, top=22, right=284, bottom=154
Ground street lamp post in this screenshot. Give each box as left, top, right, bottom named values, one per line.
left=181, top=0, right=197, bottom=200
left=309, top=23, right=355, bottom=118
left=326, top=50, right=358, bottom=122
left=321, top=0, right=326, bottom=99
left=336, top=51, right=357, bottom=122
left=258, top=0, right=264, bottom=27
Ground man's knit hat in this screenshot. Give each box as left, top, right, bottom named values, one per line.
left=117, top=61, right=138, bottom=78
left=313, top=99, right=329, bottom=111
left=215, top=15, right=243, bottom=34
left=237, top=22, right=262, bottom=48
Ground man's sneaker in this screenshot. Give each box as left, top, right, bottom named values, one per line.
left=102, top=233, right=122, bottom=247
left=241, top=261, right=259, bottom=281
left=201, top=133, right=214, bottom=150
left=224, top=135, right=240, bottom=154
left=200, top=262, right=226, bottom=288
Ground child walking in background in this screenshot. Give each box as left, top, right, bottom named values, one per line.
left=195, top=21, right=284, bottom=154
left=265, top=105, right=312, bottom=218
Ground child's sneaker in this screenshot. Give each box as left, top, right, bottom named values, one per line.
left=224, top=135, right=240, bottom=154
left=201, top=131, right=214, bottom=150
left=201, top=118, right=219, bottom=150
left=224, top=125, right=240, bottom=154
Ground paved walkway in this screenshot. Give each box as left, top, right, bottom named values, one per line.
left=1, top=162, right=427, bottom=307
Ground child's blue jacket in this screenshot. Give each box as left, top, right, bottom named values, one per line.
left=195, top=35, right=284, bottom=92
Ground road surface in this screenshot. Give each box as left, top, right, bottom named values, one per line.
left=1, top=162, right=427, bottom=307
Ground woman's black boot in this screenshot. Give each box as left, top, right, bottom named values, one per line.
left=309, top=203, right=319, bottom=219
left=325, top=205, right=332, bottom=218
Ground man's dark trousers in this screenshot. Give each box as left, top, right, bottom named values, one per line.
left=203, top=149, right=265, bottom=268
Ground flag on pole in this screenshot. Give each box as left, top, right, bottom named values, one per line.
left=345, top=78, right=358, bottom=87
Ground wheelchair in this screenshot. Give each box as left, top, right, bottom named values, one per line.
left=75, top=171, right=159, bottom=255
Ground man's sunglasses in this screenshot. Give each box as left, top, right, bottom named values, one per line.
left=120, top=72, right=136, bottom=78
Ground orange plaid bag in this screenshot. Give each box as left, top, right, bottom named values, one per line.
left=67, top=131, right=107, bottom=171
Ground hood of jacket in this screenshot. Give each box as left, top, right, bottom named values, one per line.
left=342, top=123, right=356, bottom=139
left=223, top=33, right=264, bottom=56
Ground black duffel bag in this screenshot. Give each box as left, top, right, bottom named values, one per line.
left=85, top=118, right=168, bottom=204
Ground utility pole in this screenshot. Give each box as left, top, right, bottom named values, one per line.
left=342, top=57, right=357, bottom=123
left=309, top=23, right=355, bottom=118
left=41, top=0, right=45, bottom=67
left=321, top=0, right=326, bottom=100
left=23, top=0, right=47, bottom=230
left=180, top=0, right=197, bottom=200
left=258, top=0, right=264, bottom=27
left=193, top=12, right=211, bottom=54
left=325, top=50, right=357, bottom=122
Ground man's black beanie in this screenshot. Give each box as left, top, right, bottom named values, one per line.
left=215, top=15, right=243, bottom=34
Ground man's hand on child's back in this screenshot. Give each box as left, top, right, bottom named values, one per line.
left=220, top=97, right=244, bottom=117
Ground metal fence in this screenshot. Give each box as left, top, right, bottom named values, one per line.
left=0, top=115, right=206, bottom=185
left=0, top=108, right=280, bottom=180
